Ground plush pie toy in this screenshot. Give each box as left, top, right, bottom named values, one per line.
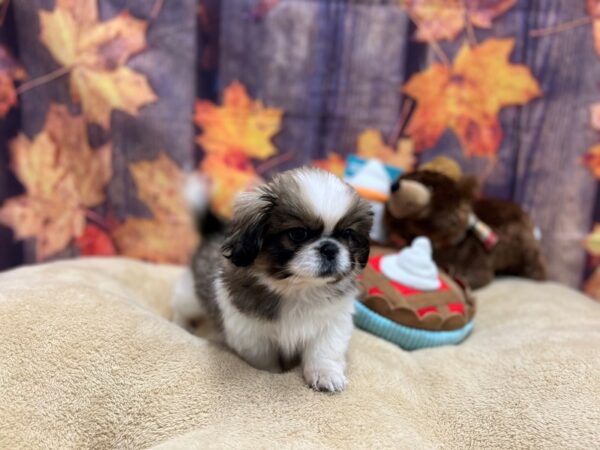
left=354, top=237, right=476, bottom=350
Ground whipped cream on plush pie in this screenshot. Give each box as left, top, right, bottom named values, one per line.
left=379, top=237, right=441, bottom=291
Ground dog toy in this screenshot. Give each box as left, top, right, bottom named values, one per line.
left=354, top=237, right=475, bottom=350
left=344, top=155, right=402, bottom=243
left=384, top=156, right=547, bottom=289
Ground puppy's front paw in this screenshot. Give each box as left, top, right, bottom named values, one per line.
left=304, top=367, right=347, bottom=393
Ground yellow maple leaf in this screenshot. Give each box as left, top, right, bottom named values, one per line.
left=39, top=0, right=157, bottom=128
left=112, top=218, right=195, bottom=264
left=44, top=104, right=111, bottom=207
left=585, top=224, right=600, bottom=257
left=0, top=133, right=86, bottom=260
left=195, top=81, right=283, bottom=161
left=403, top=38, right=541, bottom=158
left=403, top=0, right=516, bottom=42
left=112, top=153, right=197, bottom=263
left=201, top=154, right=263, bottom=219
left=356, top=129, right=416, bottom=171
left=128, top=153, right=189, bottom=221
left=312, top=153, right=346, bottom=178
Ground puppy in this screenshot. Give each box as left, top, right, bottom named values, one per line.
left=172, top=168, right=373, bottom=392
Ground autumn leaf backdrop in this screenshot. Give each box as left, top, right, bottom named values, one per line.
left=1, top=0, right=600, bottom=299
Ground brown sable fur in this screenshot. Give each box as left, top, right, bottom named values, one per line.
left=384, top=169, right=547, bottom=290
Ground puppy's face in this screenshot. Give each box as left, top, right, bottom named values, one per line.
left=223, top=168, right=373, bottom=284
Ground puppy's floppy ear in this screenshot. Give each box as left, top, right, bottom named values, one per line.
left=222, top=188, right=275, bottom=267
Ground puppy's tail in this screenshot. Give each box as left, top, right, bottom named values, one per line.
left=184, top=173, right=225, bottom=237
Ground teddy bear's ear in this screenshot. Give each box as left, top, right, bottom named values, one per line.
left=457, top=175, right=480, bottom=202
left=418, top=156, right=462, bottom=181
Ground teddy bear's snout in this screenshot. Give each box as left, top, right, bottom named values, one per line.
left=387, top=179, right=432, bottom=219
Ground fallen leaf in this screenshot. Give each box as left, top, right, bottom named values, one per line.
left=312, top=153, right=346, bottom=178
left=0, top=133, right=86, bottom=260
left=76, top=224, right=116, bottom=256
left=128, top=153, right=189, bottom=221
left=585, top=224, right=600, bottom=257
left=588, top=1, right=600, bottom=57
left=584, top=266, right=600, bottom=301
left=404, top=0, right=516, bottom=42
left=583, top=144, right=600, bottom=178
left=591, top=103, right=600, bottom=130
left=201, top=154, right=263, bottom=219
left=357, top=129, right=416, bottom=171
left=112, top=153, right=197, bottom=263
left=195, top=81, right=283, bottom=161
left=39, top=0, right=157, bottom=128
left=0, top=45, right=26, bottom=118
left=45, top=104, right=111, bottom=207
left=0, top=73, right=17, bottom=118
left=403, top=38, right=541, bottom=158
left=112, top=218, right=195, bottom=264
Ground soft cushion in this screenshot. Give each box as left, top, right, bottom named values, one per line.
left=0, top=258, right=599, bottom=449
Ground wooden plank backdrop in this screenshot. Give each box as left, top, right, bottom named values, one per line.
left=9, top=0, right=197, bottom=261
left=220, top=0, right=597, bottom=286
left=1, top=0, right=598, bottom=290
left=516, top=0, right=599, bottom=287
left=219, top=0, right=410, bottom=175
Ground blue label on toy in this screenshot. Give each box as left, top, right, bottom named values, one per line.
left=343, top=155, right=403, bottom=181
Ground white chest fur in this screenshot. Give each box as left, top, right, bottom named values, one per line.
left=214, top=275, right=356, bottom=362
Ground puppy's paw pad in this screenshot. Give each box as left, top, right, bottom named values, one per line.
left=304, top=369, right=347, bottom=393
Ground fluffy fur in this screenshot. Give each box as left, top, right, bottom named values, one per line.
left=172, top=168, right=373, bottom=392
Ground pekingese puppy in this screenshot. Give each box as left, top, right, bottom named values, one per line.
left=172, top=168, right=373, bottom=392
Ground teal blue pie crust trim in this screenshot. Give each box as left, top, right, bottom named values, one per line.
left=354, top=301, right=474, bottom=350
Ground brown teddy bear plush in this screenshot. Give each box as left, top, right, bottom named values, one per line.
left=384, top=156, right=547, bottom=289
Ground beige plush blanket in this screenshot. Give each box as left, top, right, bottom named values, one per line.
left=0, top=258, right=599, bottom=449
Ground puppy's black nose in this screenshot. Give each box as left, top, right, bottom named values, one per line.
left=319, top=242, right=339, bottom=261
left=391, top=179, right=401, bottom=193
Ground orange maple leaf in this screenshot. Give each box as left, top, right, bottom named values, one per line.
left=201, top=154, right=264, bottom=219
left=312, top=153, right=346, bottom=178
left=583, top=144, right=600, bottom=178
left=403, top=0, right=516, bottom=42
left=356, top=129, right=416, bottom=171
left=588, top=1, right=600, bottom=57
left=44, top=104, right=112, bottom=207
left=584, top=266, right=600, bottom=301
left=112, top=153, right=197, bottom=264
left=0, top=45, right=26, bottom=118
left=195, top=81, right=283, bottom=161
left=403, top=38, right=541, bottom=158
left=590, top=103, right=600, bottom=131
left=0, top=133, right=86, bottom=260
left=38, top=0, right=157, bottom=128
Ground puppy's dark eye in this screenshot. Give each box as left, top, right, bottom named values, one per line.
left=288, top=228, right=308, bottom=243
left=341, top=228, right=354, bottom=239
